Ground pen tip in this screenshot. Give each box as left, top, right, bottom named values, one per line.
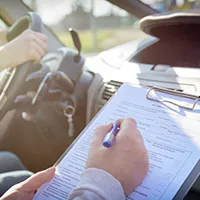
left=103, top=141, right=112, bottom=148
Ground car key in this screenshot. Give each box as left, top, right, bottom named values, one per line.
left=64, top=105, right=75, bottom=137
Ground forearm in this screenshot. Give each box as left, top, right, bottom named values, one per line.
left=0, top=45, right=12, bottom=71
left=0, top=41, right=20, bottom=70
left=69, top=168, right=126, bottom=200
left=0, top=30, right=7, bottom=45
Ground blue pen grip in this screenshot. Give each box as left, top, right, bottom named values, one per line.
left=103, top=132, right=115, bottom=148
left=103, top=122, right=119, bottom=148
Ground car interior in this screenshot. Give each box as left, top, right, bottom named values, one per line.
left=0, top=0, right=200, bottom=199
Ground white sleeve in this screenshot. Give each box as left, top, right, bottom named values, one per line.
left=68, top=168, right=125, bottom=200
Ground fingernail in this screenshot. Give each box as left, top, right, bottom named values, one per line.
left=45, top=167, right=55, bottom=173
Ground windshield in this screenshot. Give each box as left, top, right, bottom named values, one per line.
left=22, top=0, right=149, bottom=54
left=21, top=0, right=200, bottom=54
left=141, top=0, right=200, bottom=12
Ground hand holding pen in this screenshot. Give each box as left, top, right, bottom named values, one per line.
left=86, top=118, right=149, bottom=196
left=103, top=122, right=119, bottom=148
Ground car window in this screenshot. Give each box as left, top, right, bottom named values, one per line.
left=22, top=0, right=148, bottom=54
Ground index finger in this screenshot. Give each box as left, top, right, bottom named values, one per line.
left=116, top=118, right=137, bottom=129
left=34, top=32, right=48, bottom=41
left=116, top=118, right=137, bottom=139
left=21, top=167, right=55, bottom=191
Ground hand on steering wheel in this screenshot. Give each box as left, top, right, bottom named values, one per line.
left=0, top=12, right=47, bottom=120
left=1, top=29, right=47, bottom=70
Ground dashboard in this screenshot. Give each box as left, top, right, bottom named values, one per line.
left=19, top=35, right=200, bottom=126
left=85, top=36, right=200, bottom=121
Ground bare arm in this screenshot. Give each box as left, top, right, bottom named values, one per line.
left=0, top=29, right=7, bottom=45
left=0, top=30, right=48, bottom=71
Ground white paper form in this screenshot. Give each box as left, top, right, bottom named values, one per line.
left=33, top=84, right=200, bottom=200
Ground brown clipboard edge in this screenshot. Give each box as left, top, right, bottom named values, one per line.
left=53, top=83, right=200, bottom=199
left=173, top=160, right=200, bottom=200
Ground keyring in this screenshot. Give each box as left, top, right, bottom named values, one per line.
left=63, top=105, right=75, bottom=117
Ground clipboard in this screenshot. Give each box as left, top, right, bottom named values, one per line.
left=146, top=86, right=200, bottom=110
left=52, top=85, right=200, bottom=200
left=146, top=86, right=200, bottom=199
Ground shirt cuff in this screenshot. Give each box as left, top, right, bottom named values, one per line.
left=76, top=168, right=125, bottom=200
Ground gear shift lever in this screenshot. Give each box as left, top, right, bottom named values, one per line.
left=69, top=28, right=82, bottom=63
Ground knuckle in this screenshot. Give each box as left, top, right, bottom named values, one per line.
left=43, top=44, right=48, bottom=52
left=127, top=133, right=135, bottom=142
left=125, top=118, right=136, bottom=126
left=29, top=41, right=35, bottom=47
left=122, top=131, right=134, bottom=143
left=28, top=44, right=36, bottom=56
left=27, top=35, right=35, bottom=43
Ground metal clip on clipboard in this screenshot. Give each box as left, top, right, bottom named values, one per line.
left=146, top=86, right=200, bottom=110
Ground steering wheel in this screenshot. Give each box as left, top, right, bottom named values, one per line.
left=0, top=12, right=43, bottom=120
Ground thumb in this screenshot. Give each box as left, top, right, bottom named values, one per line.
left=21, top=167, right=55, bottom=192
left=93, top=123, right=113, bottom=145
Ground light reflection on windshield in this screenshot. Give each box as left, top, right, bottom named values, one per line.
left=141, top=0, right=200, bottom=12
left=22, top=0, right=146, bottom=54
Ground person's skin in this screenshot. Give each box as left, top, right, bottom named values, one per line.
left=0, top=29, right=7, bottom=45
left=86, top=118, right=149, bottom=196
left=1, top=167, right=55, bottom=200
left=0, top=29, right=48, bottom=71
left=1, top=118, right=149, bottom=199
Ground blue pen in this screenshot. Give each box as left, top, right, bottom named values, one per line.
left=103, top=122, right=119, bottom=148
